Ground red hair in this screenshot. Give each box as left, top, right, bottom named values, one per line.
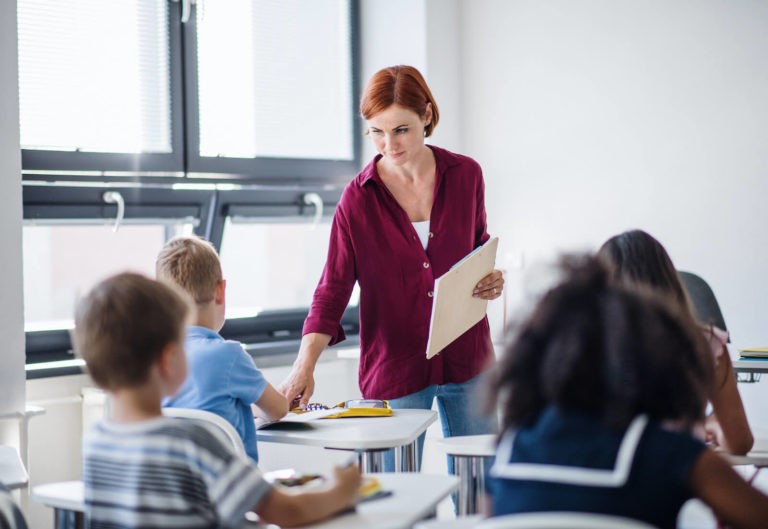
left=360, top=65, right=440, bottom=137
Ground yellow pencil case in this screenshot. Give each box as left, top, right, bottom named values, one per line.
left=325, top=399, right=393, bottom=418
left=293, top=399, right=393, bottom=418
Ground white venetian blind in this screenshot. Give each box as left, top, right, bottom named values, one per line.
left=17, top=0, right=171, bottom=154
left=196, top=0, right=353, bottom=160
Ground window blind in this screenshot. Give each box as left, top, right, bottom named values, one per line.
left=17, top=0, right=172, bottom=154
left=196, top=0, right=353, bottom=160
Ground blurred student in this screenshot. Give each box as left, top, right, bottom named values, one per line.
left=75, top=272, right=360, bottom=528
left=598, top=229, right=753, bottom=455
left=486, top=257, right=768, bottom=529
left=156, top=236, right=288, bottom=463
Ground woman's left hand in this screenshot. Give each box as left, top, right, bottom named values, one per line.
left=473, top=269, right=504, bottom=300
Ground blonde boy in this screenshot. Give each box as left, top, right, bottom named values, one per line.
left=156, top=236, right=288, bottom=463
left=75, top=273, right=360, bottom=528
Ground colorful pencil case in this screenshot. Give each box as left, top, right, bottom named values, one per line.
left=293, top=399, right=393, bottom=418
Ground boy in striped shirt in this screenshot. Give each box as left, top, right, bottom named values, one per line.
left=74, top=272, right=360, bottom=529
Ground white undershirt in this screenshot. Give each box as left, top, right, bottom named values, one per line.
left=412, top=220, right=430, bottom=250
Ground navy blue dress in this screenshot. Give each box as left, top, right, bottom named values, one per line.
left=488, top=407, right=706, bottom=529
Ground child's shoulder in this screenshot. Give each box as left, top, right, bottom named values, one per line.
left=86, top=416, right=229, bottom=450
left=640, top=419, right=708, bottom=462
left=186, top=329, right=252, bottom=360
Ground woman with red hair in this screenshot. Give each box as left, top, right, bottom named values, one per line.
left=280, top=65, right=503, bottom=471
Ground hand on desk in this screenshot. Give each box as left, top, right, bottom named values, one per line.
left=279, top=365, right=316, bottom=409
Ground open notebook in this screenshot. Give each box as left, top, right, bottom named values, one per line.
left=254, top=407, right=342, bottom=430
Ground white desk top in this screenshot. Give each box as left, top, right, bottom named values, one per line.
left=298, top=473, right=458, bottom=529
left=733, top=358, right=768, bottom=374
left=31, top=480, right=84, bottom=512
left=256, top=409, right=437, bottom=451
left=0, top=446, right=28, bottom=489
left=434, top=434, right=496, bottom=458
left=720, top=450, right=768, bottom=467
left=30, top=473, right=458, bottom=529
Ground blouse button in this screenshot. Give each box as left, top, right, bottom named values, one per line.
left=428, top=232, right=434, bottom=238
left=423, top=262, right=430, bottom=269
left=427, top=291, right=434, bottom=298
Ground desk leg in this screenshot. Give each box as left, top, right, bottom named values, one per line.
left=397, top=441, right=419, bottom=472
left=455, top=456, right=486, bottom=516
left=54, top=508, right=85, bottom=529
left=361, top=450, right=386, bottom=473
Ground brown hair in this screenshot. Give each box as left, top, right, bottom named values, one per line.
left=360, top=65, right=440, bottom=137
left=597, top=230, right=690, bottom=312
left=156, top=236, right=222, bottom=305
left=73, top=272, right=191, bottom=390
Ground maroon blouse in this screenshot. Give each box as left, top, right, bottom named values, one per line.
left=303, top=145, right=494, bottom=399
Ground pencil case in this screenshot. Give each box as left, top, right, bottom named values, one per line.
left=293, top=399, right=393, bottom=418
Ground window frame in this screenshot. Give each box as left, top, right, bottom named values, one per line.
left=23, top=183, right=361, bottom=378
left=19, top=0, right=186, bottom=176
left=19, top=1, right=363, bottom=378
left=19, top=0, right=362, bottom=185
left=182, top=0, right=363, bottom=184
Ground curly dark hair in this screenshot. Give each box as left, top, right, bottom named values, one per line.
left=489, top=255, right=713, bottom=433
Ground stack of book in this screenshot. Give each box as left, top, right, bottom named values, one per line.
left=739, top=346, right=768, bottom=360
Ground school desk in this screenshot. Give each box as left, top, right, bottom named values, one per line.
left=434, top=434, right=496, bottom=516
left=31, top=473, right=459, bottom=529
left=256, top=409, right=437, bottom=472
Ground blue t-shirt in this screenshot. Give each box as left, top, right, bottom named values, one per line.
left=488, top=407, right=706, bottom=529
left=163, top=326, right=268, bottom=463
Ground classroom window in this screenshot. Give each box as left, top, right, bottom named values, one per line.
left=195, top=0, right=354, bottom=161
left=17, top=0, right=359, bottom=180
left=18, top=0, right=361, bottom=375
left=23, top=223, right=194, bottom=332
left=18, top=0, right=171, bottom=154
left=220, top=218, right=360, bottom=317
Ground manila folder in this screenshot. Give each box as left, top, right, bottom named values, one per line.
left=425, top=237, right=498, bottom=359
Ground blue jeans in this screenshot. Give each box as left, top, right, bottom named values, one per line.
left=383, top=373, right=497, bottom=474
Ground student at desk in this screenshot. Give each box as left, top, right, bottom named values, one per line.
left=486, top=257, right=768, bottom=529
left=156, top=236, right=289, bottom=463
left=598, top=229, right=753, bottom=455
left=74, top=273, right=361, bottom=528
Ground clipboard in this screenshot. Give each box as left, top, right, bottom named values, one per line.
left=425, top=237, right=499, bottom=359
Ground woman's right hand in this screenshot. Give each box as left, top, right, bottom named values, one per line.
left=279, top=332, right=332, bottom=408
left=278, top=365, right=316, bottom=409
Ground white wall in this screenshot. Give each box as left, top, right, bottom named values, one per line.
left=359, top=0, right=464, bottom=156
left=460, top=0, right=768, bottom=426
left=0, top=0, right=26, bottom=420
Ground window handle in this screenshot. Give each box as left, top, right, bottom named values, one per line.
left=302, top=192, right=324, bottom=230
left=172, top=0, right=195, bottom=24
left=102, top=191, right=125, bottom=233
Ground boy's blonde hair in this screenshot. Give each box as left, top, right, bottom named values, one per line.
left=73, top=272, right=191, bottom=390
left=156, top=236, right=222, bottom=305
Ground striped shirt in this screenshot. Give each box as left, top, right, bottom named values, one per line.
left=83, top=416, right=272, bottom=529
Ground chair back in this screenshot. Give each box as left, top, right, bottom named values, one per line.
left=476, top=512, right=658, bottom=529
left=678, top=270, right=728, bottom=333
left=0, top=483, right=28, bottom=529
left=162, top=408, right=247, bottom=457
left=0, top=446, right=28, bottom=490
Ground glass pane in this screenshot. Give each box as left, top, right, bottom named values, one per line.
left=220, top=218, right=358, bottom=317
left=196, top=0, right=353, bottom=160
left=23, top=223, right=193, bottom=331
left=17, top=0, right=171, bottom=153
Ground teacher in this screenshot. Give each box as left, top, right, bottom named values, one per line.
left=279, top=65, right=503, bottom=470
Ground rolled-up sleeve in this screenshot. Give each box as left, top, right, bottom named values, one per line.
left=302, top=201, right=356, bottom=345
